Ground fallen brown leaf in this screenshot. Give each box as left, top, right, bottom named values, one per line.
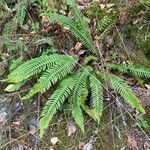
left=144, top=141, right=150, bottom=150
left=75, top=42, right=82, bottom=51
left=29, top=127, right=37, bottom=135
left=13, top=120, right=21, bottom=126
left=145, top=84, right=150, bottom=90
left=127, top=136, right=139, bottom=150
left=79, top=142, right=85, bottom=149
left=82, top=139, right=94, bottom=150
left=67, top=121, right=77, bottom=136
left=51, top=137, right=59, bottom=145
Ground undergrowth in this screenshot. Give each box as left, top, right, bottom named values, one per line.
left=1, top=0, right=150, bottom=137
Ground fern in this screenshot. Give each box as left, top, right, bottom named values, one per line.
left=22, top=56, right=78, bottom=100
left=140, top=0, right=150, bottom=4
left=107, top=63, right=150, bottom=78
left=45, top=12, right=97, bottom=54
left=109, top=74, right=145, bottom=113
left=6, top=54, right=70, bottom=83
left=40, top=77, right=76, bottom=137
left=16, top=0, right=28, bottom=26
left=89, top=75, right=103, bottom=122
left=80, top=86, right=100, bottom=122
left=4, top=0, right=149, bottom=137
left=66, top=0, right=89, bottom=34
left=98, top=15, right=116, bottom=38
left=99, top=15, right=114, bottom=32
left=72, top=66, right=92, bottom=132
left=35, top=38, right=54, bottom=46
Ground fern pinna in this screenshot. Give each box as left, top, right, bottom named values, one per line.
left=4, top=0, right=150, bottom=137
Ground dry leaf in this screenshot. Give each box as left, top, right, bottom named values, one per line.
left=106, top=4, right=115, bottom=8
left=127, top=136, right=139, bottom=150
left=13, top=120, right=21, bottom=126
left=79, top=142, right=85, bottom=149
left=99, top=4, right=105, bottom=9
left=75, top=42, right=82, bottom=51
left=41, top=16, right=49, bottom=23
left=144, top=141, right=150, bottom=150
left=82, top=139, right=94, bottom=150
left=67, top=122, right=77, bottom=136
left=78, top=50, right=86, bottom=55
left=49, top=147, right=55, bottom=150
left=51, top=137, right=59, bottom=145
left=29, top=127, right=37, bottom=135
left=145, top=84, right=150, bottom=90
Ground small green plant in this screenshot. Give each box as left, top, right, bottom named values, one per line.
left=4, top=0, right=150, bottom=137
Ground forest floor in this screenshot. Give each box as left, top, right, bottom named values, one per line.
left=0, top=0, right=150, bottom=149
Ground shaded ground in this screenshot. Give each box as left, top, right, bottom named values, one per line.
left=0, top=88, right=149, bottom=150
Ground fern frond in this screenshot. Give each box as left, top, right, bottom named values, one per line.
left=89, top=75, right=103, bottom=122
left=140, top=0, right=150, bottom=4
left=35, top=37, right=54, bottom=46
left=99, top=15, right=114, bottom=32
left=6, top=54, right=70, bottom=83
left=2, top=20, right=14, bottom=40
left=107, top=63, right=150, bottom=78
left=16, top=0, right=28, bottom=26
left=22, top=56, right=78, bottom=100
left=66, top=0, right=89, bottom=34
left=109, top=74, right=145, bottom=113
left=39, top=77, right=76, bottom=137
left=46, top=12, right=97, bottom=54
left=80, top=86, right=100, bottom=122
left=83, top=55, right=97, bottom=65
left=72, top=66, right=92, bottom=132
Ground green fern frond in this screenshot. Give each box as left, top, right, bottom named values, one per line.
left=46, top=12, right=97, bottom=54
left=99, top=15, right=114, bottom=32
left=107, top=63, right=150, bottom=78
left=39, top=77, right=76, bottom=137
left=89, top=75, right=103, bottom=122
left=72, top=66, right=92, bottom=132
left=66, top=0, right=89, bottom=34
left=2, top=20, right=14, bottom=40
left=35, top=37, right=54, bottom=46
left=83, top=55, right=97, bottom=65
left=16, top=0, right=28, bottom=26
left=22, top=56, right=78, bottom=100
left=80, top=86, right=100, bottom=122
left=140, top=0, right=150, bottom=4
left=98, top=15, right=116, bottom=38
left=6, top=54, right=70, bottom=83
left=109, top=74, right=145, bottom=113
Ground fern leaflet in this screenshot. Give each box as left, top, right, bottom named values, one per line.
left=39, top=77, right=76, bottom=137
left=89, top=75, right=103, bottom=122
left=16, top=0, right=28, bottom=26
left=109, top=74, right=145, bottom=113
left=22, top=56, right=78, bottom=100
left=66, top=0, right=89, bottom=34
left=46, top=12, right=97, bottom=54
left=6, top=54, right=70, bottom=83
left=72, top=66, right=92, bottom=132
left=107, top=63, right=150, bottom=78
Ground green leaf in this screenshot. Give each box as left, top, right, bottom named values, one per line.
left=72, top=66, right=92, bottom=132
left=39, top=77, right=76, bottom=137
left=22, top=56, right=78, bottom=100
left=6, top=54, right=69, bottom=83
left=89, top=75, right=103, bottom=122
left=109, top=74, right=145, bottom=113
